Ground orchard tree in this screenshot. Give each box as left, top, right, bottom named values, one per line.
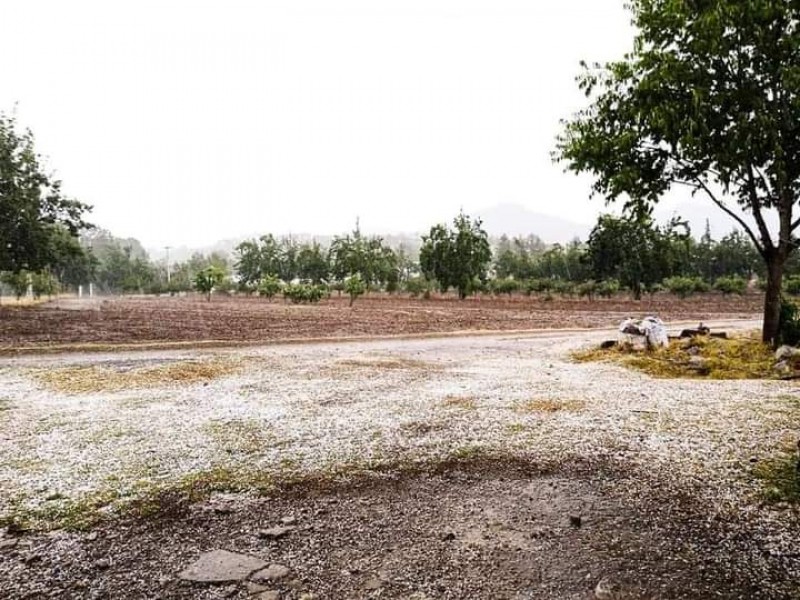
left=0, top=113, right=91, bottom=275
left=194, top=266, right=225, bottom=301
left=419, top=212, right=491, bottom=299
left=556, top=0, right=800, bottom=344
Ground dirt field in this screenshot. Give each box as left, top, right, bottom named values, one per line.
left=0, top=293, right=762, bottom=350
left=0, top=322, right=798, bottom=599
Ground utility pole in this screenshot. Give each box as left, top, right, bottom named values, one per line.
left=165, top=246, right=172, bottom=284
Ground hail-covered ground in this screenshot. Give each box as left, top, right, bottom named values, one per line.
left=0, top=320, right=798, bottom=598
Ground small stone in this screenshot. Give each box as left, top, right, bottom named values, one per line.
left=86, top=532, right=98, bottom=542
left=594, top=577, right=620, bottom=599
left=0, top=539, right=18, bottom=551
left=257, top=592, right=280, bottom=600
left=252, top=564, right=290, bottom=582
left=441, top=531, right=456, bottom=542
left=94, top=558, right=111, bottom=570
left=280, top=516, right=297, bottom=525
left=178, top=549, right=267, bottom=583
left=258, top=526, right=294, bottom=540
left=364, top=577, right=383, bottom=590
left=246, top=582, right=269, bottom=594
left=569, top=515, right=582, bottom=528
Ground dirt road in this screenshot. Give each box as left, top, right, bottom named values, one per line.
left=0, top=320, right=797, bottom=599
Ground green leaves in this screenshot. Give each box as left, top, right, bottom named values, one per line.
left=420, top=212, right=491, bottom=299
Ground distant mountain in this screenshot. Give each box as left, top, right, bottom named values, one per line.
left=473, top=203, right=592, bottom=243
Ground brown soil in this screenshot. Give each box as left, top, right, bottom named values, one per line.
left=0, top=293, right=762, bottom=350
left=1, top=459, right=793, bottom=600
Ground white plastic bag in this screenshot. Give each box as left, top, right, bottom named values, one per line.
left=639, top=316, right=668, bottom=349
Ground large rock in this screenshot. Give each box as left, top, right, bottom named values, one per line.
left=252, top=564, right=291, bottom=582
left=178, top=549, right=267, bottom=583
left=775, top=345, right=800, bottom=360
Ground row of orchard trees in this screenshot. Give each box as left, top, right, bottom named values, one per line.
left=228, top=210, right=781, bottom=303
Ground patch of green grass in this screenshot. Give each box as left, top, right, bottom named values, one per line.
left=755, top=447, right=800, bottom=505
left=574, top=334, right=776, bottom=380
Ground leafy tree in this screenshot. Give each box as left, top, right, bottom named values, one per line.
left=586, top=214, right=671, bottom=299
left=31, top=271, right=58, bottom=299
left=194, top=266, right=225, bottom=301
left=556, top=0, right=800, bottom=344
left=419, top=212, right=491, bottom=299
left=296, top=241, right=330, bottom=284
left=258, top=275, right=283, bottom=300
left=329, top=226, right=397, bottom=286
left=344, top=273, right=366, bottom=306
left=0, top=271, right=30, bottom=300
left=0, top=113, right=91, bottom=275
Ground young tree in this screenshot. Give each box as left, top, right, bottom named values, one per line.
left=344, top=273, right=366, bottom=306
left=0, top=113, right=91, bottom=275
left=556, top=1, right=800, bottom=344
left=194, top=266, right=225, bottom=301
left=419, top=212, right=492, bottom=299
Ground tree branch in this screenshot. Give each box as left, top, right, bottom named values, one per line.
left=692, top=177, right=766, bottom=256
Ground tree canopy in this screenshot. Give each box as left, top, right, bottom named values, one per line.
left=556, top=0, right=800, bottom=343
left=0, top=113, right=91, bottom=274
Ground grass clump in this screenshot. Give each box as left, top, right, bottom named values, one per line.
left=754, top=446, right=800, bottom=505
left=574, top=334, right=777, bottom=380
left=515, top=398, right=586, bottom=413
left=441, top=395, right=478, bottom=410
left=33, top=357, right=242, bottom=394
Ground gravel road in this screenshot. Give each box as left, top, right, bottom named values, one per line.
left=0, top=320, right=798, bottom=598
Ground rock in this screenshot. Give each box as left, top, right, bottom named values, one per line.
left=246, top=582, right=269, bottom=594
left=257, top=592, right=280, bottom=600
left=178, top=549, right=267, bottom=583
left=86, top=531, right=98, bottom=542
left=594, top=577, right=620, bottom=599
left=280, top=516, right=297, bottom=525
left=258, top=526, right=294, bottom=540
left=251, top=564, right=290, bottom=582
left=775, top=345, right=800, bottom=360
left=0, top=539, right=18, bottom=551
left=686, top=346, right=701, bottom=356
left=774, top=360, right=792, bottom=373
left=94, top=558, right=111, bottom=570
left=441, top=531, right=456, bottom=541
left=569, top=515, right=582, bottom=528
left=364, top=577, right=383, bottom=590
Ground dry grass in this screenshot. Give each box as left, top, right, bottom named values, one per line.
left=514, top=398, right=586, bottom=413
left=574, top=334, right=777, bottom=380
left=336, top=356, right=436, bottom=371
left=33, top=357, right=243, bottom=394
left=204, top=418, right=278, bottom=455
left=441, top=395, right=478, bottom=410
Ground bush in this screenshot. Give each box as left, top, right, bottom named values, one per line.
left=576, top=280, right=597, bottom=300
left=1, top=271, right=31, bottom=300
left=662, top=276, right=708, bottom=298
left=713, top=276, right=747, bottom=295
left=490, top=277, right=520, bottom=296
left=405, top=276, right=433, bottom=298
left=523, top=278, right=552, bottom=295
left=283, top=283, right=324, bottom=304
left=344, top=274, right=366, bottom=306
left=597, top=279, right=620, bottom=298
left=258, top=275, right=283, bottom=300
left=30, top=271, right=57, bottom=299
left=778, top=298, right=800, bottom=347
left=551, top=279, right=575, bottom=297
left=784, top=276, right=800, bottom=296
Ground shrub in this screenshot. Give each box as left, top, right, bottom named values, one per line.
left=714, top=276, right=747, bottom=295
left=490, top=277, right=520, bottom=296
left=405, top=276, right=433, bottom=298
left=662, top=276, right=708, bottom=298
left=283, top=283, right=324, bottom=304
left=551, top=279, right=575, bottom=297
left=1, top=271, right=30, bottom=300
left=576, top=280, right=597, bottom=300
left=597, top=279, right=620, bottom=298
left=523, top=278, right=553, bottom=295
left=194, top=266, right=225, bottom=301
left=785, top=276, right=800, bottom=296
left=344, top=274, right=366, bottom=306
left=31, top=271, right=58, bottom=299
left=258, top=275, right=283, bottom=300
left=778, top=298, right=800, bottom=347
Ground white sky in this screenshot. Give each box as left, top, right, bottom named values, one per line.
left=2, top=1, right=652, bottom=248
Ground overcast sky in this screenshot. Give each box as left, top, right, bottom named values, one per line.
left=2, top=1, right=657, bottom=248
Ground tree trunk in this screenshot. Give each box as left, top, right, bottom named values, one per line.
left=762, top=258, right=784, bottom=346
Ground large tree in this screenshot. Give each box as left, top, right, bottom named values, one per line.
left=420, top=212, right=491, bottom=299
left=0, top=113, right=90, bottom=274
left=556, top=0, right=800, bottom=344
